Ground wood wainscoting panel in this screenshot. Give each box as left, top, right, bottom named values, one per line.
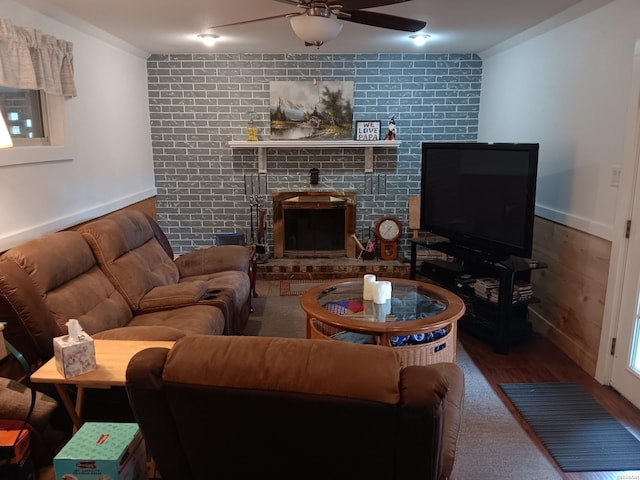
left=529, top=216, right=611, bottom=376
left=65, top=197, right=157, bottom=231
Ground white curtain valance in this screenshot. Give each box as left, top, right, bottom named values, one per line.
left=0, top=18, right=76, bottom=97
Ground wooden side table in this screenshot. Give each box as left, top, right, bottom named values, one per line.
left=31, top=339, right=174, bottom=431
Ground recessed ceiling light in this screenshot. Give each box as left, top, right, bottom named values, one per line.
left=410, top=34, right=431, bottom=47
left=197, top=34, right=219, bottom=47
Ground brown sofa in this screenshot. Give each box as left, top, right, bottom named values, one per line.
left=0, top=231, right=225, bottom=369
left=0, top=210, right=253, bottom=370
left=126, top=335, right=465, bottom=480
left=78, top=210, right=251, bottom=335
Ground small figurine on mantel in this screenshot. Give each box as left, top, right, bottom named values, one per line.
left=246, top=117, right=259, bottom=142
left=384, top=116, right=396, bottom=141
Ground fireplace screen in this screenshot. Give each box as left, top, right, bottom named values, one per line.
left=284, top=208, right=345, bottom=255
left=272, top=192, right=357, bottom=259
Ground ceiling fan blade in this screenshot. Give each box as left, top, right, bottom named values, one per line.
left=273, top=0, right=307, bottom=6
left=342, top=10, right=425, bottom=32
left=210, top=13, right=293, bottom=29
left=334, top=0, right=411, bottom=10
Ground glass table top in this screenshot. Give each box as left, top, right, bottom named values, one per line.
left=317, top=280, right=445, bottom=322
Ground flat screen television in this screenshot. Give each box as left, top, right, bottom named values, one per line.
left=420, top=142, right=539, bottom=260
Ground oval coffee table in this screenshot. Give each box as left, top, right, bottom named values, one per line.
left=300, top=277, right=465, bottom=366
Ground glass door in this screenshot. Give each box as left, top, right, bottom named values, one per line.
left=611, top=282, right=640, bottom=409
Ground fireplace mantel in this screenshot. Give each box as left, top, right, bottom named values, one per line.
left=229, top=140, right=401, bottom=174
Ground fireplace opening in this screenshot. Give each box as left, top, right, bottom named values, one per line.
left=284, top=203, right=345, bottom=257
left=272, top=191, right=356, bottom=258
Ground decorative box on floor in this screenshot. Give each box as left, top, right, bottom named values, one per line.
left=54, top=422, right=147, bottom=480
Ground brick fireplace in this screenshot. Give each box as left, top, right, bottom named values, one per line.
left=272, top=191, right=357, bottom=259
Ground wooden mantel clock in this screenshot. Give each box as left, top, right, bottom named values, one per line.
left=375, top=216, right=402, bottom=260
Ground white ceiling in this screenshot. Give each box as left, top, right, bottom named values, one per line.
left=15, top=0, right=611, bottom=56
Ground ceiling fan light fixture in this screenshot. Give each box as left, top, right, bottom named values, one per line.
left=289, top=14, right=343, bottom=46
left=410, top=33, right=430, bottom=46
left=197, top=33, right=219, bottom=47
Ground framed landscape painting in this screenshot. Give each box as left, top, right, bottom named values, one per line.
left=270, top=81, right=353, bottom=140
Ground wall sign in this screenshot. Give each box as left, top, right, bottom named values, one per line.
left=354, top=120, right=381, bottom=141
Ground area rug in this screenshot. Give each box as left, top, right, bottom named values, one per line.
left=500, top=382, right=640, bottom=472
left=247, top=290, right=562, bottom=479
left=279, top=279, right=326, bottom=296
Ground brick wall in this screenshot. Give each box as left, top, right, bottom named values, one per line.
left=147, top=53, right=481, bottom=258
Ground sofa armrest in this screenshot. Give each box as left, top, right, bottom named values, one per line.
left=397, top=362, right=465, bottom=480
left=174, top=245, right=251, bottom=277
left=136, top=282, right=209, bottom=312
left=126, top=347, right=191, bottom=480
left=0, top=261, right=63, bottom=365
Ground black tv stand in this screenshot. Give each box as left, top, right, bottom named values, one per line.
left=410, top=238, right=545, bottom=354
left=428, top=241, right=509, bottom=265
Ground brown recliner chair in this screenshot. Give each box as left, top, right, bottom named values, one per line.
left=125, top=335, right=465, bottom=480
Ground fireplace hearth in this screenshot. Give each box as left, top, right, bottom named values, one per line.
left=272, top=191, right=356, bottom=258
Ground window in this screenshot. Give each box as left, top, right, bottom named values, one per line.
left=0, top=87, right=48, bottom=146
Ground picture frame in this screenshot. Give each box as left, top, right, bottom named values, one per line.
left=354, top=120, right=381, bottom=141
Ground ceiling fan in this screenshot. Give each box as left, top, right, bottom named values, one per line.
left=210, top=0, right=426, bottom=48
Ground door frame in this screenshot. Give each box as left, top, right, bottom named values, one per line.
left=595, top=39, right=640, bottom=388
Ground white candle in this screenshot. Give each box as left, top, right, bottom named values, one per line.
left=377, top=281, right=392, bottom=302
left=363, top=274, right=376, bottom=300
left=373, top=280, right=390, bottom=304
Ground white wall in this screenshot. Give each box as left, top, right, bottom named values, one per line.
left=0, top=0, right=155, bottom=251
left=478, top=0, right=640, bottom=241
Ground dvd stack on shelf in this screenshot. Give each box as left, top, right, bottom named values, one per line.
left=474, top=278, right=499, bottom=301
left=512, top=280, right=533, bottom=303
left=475, top=278, right=533, bottom=304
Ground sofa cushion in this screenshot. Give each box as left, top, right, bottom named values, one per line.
left=127, top=306, right=225, bottom=336
left=80, top=210, right=180, bottom=310
left=93, top=326, right=186, bottom=341
left=174, top=244, right=251, bottom=276
left=0, top=261, right=61, bottom=363
left=1, top=232, right=133, bottom=336
left=2, top=231, right=97, bottom=294
left=137, top=281, right=209, bottom=312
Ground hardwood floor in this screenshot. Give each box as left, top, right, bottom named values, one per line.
left=458, top=329, right=640, bottom=480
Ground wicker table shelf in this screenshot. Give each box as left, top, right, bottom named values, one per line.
left=300, top=277, right=465, bottom=366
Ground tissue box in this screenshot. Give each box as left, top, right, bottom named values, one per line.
left=53, top=333, right=96, bottom=378
left=54, top=422, right=147, bottom=480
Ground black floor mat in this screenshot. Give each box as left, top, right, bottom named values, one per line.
left=500, top=382, right=640, bottom=472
